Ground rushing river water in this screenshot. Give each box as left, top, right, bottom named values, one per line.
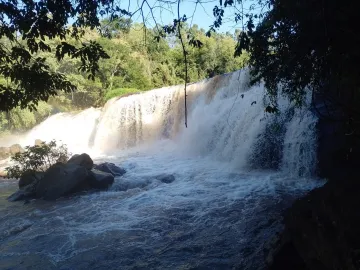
left=0, top=70, right=323, bottom=269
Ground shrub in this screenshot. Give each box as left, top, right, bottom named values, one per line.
left=6, top=140, right=71, bottom=179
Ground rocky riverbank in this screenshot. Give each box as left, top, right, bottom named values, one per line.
left=267, top=171, right=360, bottom=270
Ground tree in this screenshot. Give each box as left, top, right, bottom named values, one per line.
left=233, top=1, right=360, bottom=113
left=0, top=0, right=114, bottom=111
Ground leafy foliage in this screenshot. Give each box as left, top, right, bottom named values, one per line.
left=0, top=0, right=113, bottom=111
left=231, top=0, right=360, bottom=113
left=0, top=101, right=52, bottom=133
left=5, top=140, right=70, bottom=179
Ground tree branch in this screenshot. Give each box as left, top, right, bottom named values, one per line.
left=177, top=0, right=188, bottom=128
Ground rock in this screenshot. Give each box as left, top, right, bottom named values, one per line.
left=8, top=189, right=27, bottom=202
left=93, top=162, right=126, bottom=177
left=9, top=144, right=23, bottom=155
left=67, top=153, right=93, bottom=170
left=87, top=169, right=114, bottom=189
left=267, top=173, right=360, bottom=270
left=35, top=139, right=44, bottom=146
left=19, top=170, right=44, bottom=189
left=156, top=173, right=175, bottom=184
left=0, top=146, right=10, bottom=160
left=8, top=180, right=39, bottom=202
left=313, top=93, right=360, bottom=178
left=36, top=163, right=89, bottom=200
left=0, top=169, right=7, bottom=177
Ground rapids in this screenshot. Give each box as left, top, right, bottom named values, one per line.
left=0, top=70, right=323, bottom=269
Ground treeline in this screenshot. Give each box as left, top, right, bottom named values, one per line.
left=0, top=19, right=248, bottom=134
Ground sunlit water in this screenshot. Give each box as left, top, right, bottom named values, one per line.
left=0, top=70, right=324, bottom=269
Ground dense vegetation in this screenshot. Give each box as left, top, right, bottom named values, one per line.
left=1, top=0, right=358, bottom=135
left=234, top=1, right=360, bottom=112
left=0, top=18, right=247, bottom=133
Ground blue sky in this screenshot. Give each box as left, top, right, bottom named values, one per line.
left=126, top=0, right=259, bottom=33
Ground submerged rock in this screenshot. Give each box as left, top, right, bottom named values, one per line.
left=8, top=180, right=39, bottom=202
left=155, top=173, right=175, bottom=184
left=94, top=162, right=126, bottom=177
left=268, top=174, right=360, bottom=270
left=87, top=169, right=114, bottom=189
left=36, top=163, right=89, bottom=200
left=67, top=153, right=93, bottom=170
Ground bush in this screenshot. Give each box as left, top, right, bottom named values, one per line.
left=104, top=88, right=142, bottom=101
left=6, top=140, right=71, bottom=179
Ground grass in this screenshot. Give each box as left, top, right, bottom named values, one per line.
left=104, top=88, right=144, bottom=101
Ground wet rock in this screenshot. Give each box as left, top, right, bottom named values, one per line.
left=87, top=169, right=114, bottom=189
left=67, top=153, right=93, bottom=170
left=156, top=173, right=175, bottom=184
left=313, top=94, right=360, bottom=178
left=9, top=144, right=23, bottom=155
left=36, top=163, right=89, bottom=200
left=19, top=170, right=44, bottom=188
left=8, top=180, right=39, bottom=202
left=7, top=189, right=26, bottom=202
left=268, top=174, right=360, bottom=270
left=94, top=162, right=126, bottom=177
left=0, top=144, right=24, bottom=160
left=0, top=146, right=10, bottom=160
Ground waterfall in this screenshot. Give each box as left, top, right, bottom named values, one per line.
left=23, top=107, right=101, bottom=155
left=0, top=69, right=322, bottom=269
left=22, top=69, right=318, bottom=176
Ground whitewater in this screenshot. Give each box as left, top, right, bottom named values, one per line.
left=0, top=70, right=323, bottom=269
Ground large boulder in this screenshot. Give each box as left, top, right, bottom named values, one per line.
left=19, top=170, right=44, bottom=189
left=67, top=153, right=93, bottom=170
left=9, top=144, right=24, bottom=155
left=36, top=163, right=89, bottom=200
left=93, top=162, right=126, bottom=177
left=0, top=146, right=10, bottom=160
left=313, top=93, right=360, bottom=178
left=87, top=169, right=114, bottom=189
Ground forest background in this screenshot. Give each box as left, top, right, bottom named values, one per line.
left=0, top=18, right=249, bottom=134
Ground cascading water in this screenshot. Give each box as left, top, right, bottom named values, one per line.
left=23, top=107, right=101, bottom=155
left=0, top=69, right=323, bottom=269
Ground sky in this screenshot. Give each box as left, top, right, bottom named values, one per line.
left=124, top=0, right=260, bottom=34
